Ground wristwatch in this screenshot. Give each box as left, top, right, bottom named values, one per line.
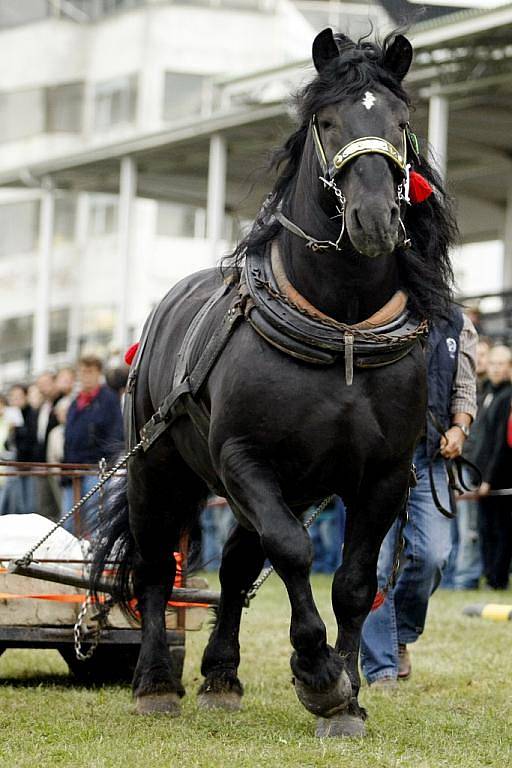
left=451, top=422, right=470, bottom=438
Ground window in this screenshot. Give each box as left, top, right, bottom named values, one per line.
left=0, top=315, right=33, bottom=365
left=94, top=76, right=137, bottom=131
left=54, top=197, right=77, bottom=244
left=49, top=308, right=70, bottom=355
left=89, top=198, right=118, bottom=237
left=0, top=88, right=45, bottom=142
left=45, top=83, right=83, bottom=133
left=0, top=82, right=84, bottom=143
left=0, top=0, right=48, bottom=28
left=163, top=73, right=204, bottom=122
left=79, top=306, right=116, bottom=350
left=0, top=201, right=40, bottom=258
left=156, top=202, right=202, bottom=239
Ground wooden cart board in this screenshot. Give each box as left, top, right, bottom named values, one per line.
left=0, top=566, right=209, bottom=631
left=0, top=513, right=209, bottom=632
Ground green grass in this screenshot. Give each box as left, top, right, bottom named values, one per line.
left=1, top=576, right=511, bottom=768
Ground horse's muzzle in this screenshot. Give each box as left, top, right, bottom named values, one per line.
left=347, top=202, right=400, bottom=258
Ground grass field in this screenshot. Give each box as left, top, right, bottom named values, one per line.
left=1, top=576, right=511, bottom=768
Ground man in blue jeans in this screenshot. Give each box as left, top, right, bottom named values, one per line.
left=360, top=308, right=477, bottom=686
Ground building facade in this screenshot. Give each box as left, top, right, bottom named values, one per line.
left=0, top=0, right=395, bottom=383
left=1, top=0, right=511, bottom=383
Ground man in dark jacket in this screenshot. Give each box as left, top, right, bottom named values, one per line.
left=62, top=355, right=123, bottom=537
left=360, top=308, right=477, bottom=686
left=472, top=346, right=512, bottom=589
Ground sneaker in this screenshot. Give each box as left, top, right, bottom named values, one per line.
left=398, top=643, right=411, bottom=680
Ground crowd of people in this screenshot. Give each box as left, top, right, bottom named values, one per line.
left=0, top=331, right=510, bottom=588
left=0, top=356, right=126, bottom=529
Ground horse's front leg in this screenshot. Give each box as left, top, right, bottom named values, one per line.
left=214, top=439, right=351, bottom=719
left=323, top=464, right=411, bottom=737
left=198, top=522, right=265, bottom=710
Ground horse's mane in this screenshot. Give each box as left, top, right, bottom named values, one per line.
left=225, top=32, right=456, bottom=324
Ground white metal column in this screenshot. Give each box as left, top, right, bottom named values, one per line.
left=33, top=180, right=55, bottom=373
left=428, top=94, right=449, bottom=181
left=68, top=192, right=89, bottom=361
left=206, top=133, right=227, bottom=264
left=116, top=156, right=137, bottom=352
left=503, top=181, right=512, bottom=290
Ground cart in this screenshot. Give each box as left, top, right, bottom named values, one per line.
left=0, top=461, right=219, bottom=683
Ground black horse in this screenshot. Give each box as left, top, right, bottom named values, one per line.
left=92, top=29, right=455, bottom=737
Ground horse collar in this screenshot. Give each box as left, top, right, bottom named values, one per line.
left=270, top=241, right=408, bottom=330
left=241, top=241, right=428, bottom=384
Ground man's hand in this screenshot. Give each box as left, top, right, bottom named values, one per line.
left=440, top=426, right=465, bottom=459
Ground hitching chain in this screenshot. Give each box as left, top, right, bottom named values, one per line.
left=243, top=494, right=335, bottom=606
left=15, top=440, right=144, bottom=568
left=74, top=455, right=113, bottom=661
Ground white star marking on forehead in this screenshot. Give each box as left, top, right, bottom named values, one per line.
left=362, top=91, right=376, bottom=110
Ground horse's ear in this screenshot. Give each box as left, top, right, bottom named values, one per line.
left=312, top=28, right=339, bottom=73
left=383, top=34, right=413, bottom=81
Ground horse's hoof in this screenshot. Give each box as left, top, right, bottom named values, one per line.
left=197, top=690, right=242, bottom=711
left=135, top=692, right=181, bottom=716
left=294, top=670, right=352, bottom=717
left=316, top=712, right=366, bottom=738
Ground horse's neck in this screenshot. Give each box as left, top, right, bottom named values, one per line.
left=280, top=168, right=400, bottom=325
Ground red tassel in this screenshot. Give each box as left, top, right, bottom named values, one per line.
left=409, top=171, right=433, bottom=204
left=124, top=342, right=139, bottom=366
left=371, top=589, right=386, bottom=611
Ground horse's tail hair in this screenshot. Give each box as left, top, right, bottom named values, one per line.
left=90, top=471, right=137, bottom=620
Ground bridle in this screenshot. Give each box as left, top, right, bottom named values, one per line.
left=276, top=113, right=416, bottom=253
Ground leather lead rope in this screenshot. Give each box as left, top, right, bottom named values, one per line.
left=427, top=410, right=482, bottom=518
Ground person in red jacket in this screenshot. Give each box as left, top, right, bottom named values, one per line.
left=62, top=354, right=123, bottom=537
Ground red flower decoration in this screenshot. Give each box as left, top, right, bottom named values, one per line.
left=409, top=171, right=433, bottom=204
left=124, top=342, right=139, bottom=366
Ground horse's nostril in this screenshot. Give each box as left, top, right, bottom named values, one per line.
left=353, top=209, right=362, bottom=230
left=390, top=205, right=399, bottom=226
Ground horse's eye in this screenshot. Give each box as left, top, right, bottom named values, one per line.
left=398, top=122, right=408, bottom=131
left=320, top=120, right=333, bottom=131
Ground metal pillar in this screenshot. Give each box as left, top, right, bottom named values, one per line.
left=428, top=94, right=449, bottom=181
left=503, top=181, right=512, bottom=290
left=68, top=192, right=89, bottom=361
left=115, top=156, right=137, bottom=351
left=206, top=133, right=227, bottom=264
left=33, top=179, right=55, bottom=373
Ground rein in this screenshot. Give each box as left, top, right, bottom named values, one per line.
left=427, top=410, right=482, bottom=519
left=276, top=113, right=413, bottom=253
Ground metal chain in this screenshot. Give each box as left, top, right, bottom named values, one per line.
left=15, top=440, right=144, bottom=567
left=97, top=457, right=107, bottom=530
left=377, top=470, right=414, bottom=603
left=243, top=494, right=335, bottom=606
left=255, top=277, right=429, bottom=344
left=73, top=592, right=114, bottom=661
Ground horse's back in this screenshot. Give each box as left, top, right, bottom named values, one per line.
left=136, top=266, right=230, bottom=414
